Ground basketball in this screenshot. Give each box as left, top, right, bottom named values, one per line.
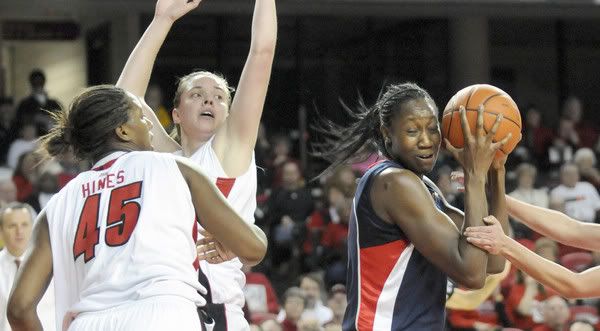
left=441, top=84, right=522, bottom=159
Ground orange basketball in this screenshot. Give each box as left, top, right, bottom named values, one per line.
left=441, top=84, right=522, bottom=159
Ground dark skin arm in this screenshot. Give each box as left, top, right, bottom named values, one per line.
left=373, top=169, right=488, bottom=289
left=175, top=157, right=267, bottom=266
left=439, top=155, right=510, bottom=274
left=7, top=213, right=52, bottom=331
left=485, top=156, right=509, bottom=274
left=372, top=106, right=509, bottom=289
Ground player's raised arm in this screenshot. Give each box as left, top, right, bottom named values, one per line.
left=117, top=0, right=201, bottom=153
left=506, top=195, right=600, bottom=251
left=175, top=157, right=267, bottom=266
left=213, top=0, right=277, bottom=167
left=7, top=213, right=53, bottom=331
left=484, top=154, right=510, bottom=274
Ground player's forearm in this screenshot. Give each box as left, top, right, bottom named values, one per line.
left=506, top=195, right=582, bottom=246
left=487, top=169, right=508, bottom=273
left=116, top=16, right=174, bottom=97
left=501, top=236, right=582, bottom=299
left=457, top=174, right=489, bottom=288
left=239, top=225, right=268, bottom=266
left=249, top=0, right=277, bottom=56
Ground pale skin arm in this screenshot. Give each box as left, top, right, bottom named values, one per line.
left=445, top=261, right=511, bottom=310
left=465, top=216, right=600, bottom=299
left=506, top=195, right=600, bottom=251
left=7, top=213, right=53, bottom=331
left=116, top=0, right=201, bottom=153
left=175, top=157, right=267, bottom=266
left=212, top=0, right=277, bottom=176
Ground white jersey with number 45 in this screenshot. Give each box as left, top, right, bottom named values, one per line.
left=45, top=151, right=205, bottom=331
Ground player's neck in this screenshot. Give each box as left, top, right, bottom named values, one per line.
left=92, top=149, right=132, bottom=165
left=180, top=134, right=208, bottom=157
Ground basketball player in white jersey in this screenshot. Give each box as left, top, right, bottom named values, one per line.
left=7, top=85, right=267, bottom=331
left=116, top=0, right=276, bottom=329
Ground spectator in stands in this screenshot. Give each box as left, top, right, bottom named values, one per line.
left=298, top=273, right=333, bottom=326
left=296, top=317, right=320, bottom=331
left=532, top=296, right=571, bottom=331
left=7, top=123, right=38, bottom=169
left=145, top=84, right=172, bottom=130
left=325, top=284, right=346, bottom=327
left=24, top=162, right=61, bottom=212
left=279, top=287, right=307, bottom=331
left=505, top=271, right=555, bottom=330
left=509, top=163, right=550, bottom=238
left=435, top=166, right=464, bottom=210
left=510, top=163, right=549, bottom=209
left=569, top=320, right=596, bottom=331
left=550, top=163, right=600, bottom=223
left=261, top=318, right=283, bottom=331
left=267, top=135, right=298, bottom=189
left=0, top=171, right=17, bottom=208
left=12, top=152, right=41, bottom=202
left=547, top=119, right=577, bottom=170
left=535, top=238, right=559, bottom=263
left=562, top=96, right=597, bottom=149
left=304, top=175, right=353, bottom=273
left=0, top=202, right=55, bottom=330
left=0, top=98, right=17, bottom=165
left=521, top=105, right=554, bottom=166
left=268, top=161, right=314, bottom=275
left=573, top=148, right=600, bottom=190
left=243, top=264, right=280, bottom=318
left=14, top=69, right=61, bottom=134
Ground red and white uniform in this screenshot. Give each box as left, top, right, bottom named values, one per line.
left=45, top=151, right=205, bottom=331
left=177, top=136, right=257, bottom=330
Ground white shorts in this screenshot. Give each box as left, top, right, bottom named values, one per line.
left=205, top=303, right=249, bottom=331
left=68, top=296, right=202, bottom=331
left=224, top=304, right=249, bottom=331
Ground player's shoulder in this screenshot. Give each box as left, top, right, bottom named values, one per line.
left=120, top=150, right=178, bottom=165
left=378, top=167, right=422, bottom=189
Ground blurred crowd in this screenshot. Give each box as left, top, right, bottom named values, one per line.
left=2, top=69, right=600, bottom=331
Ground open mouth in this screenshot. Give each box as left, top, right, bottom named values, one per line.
left=200, top=111, right=215, bottom=118
left=417, top=154, right=434, bottom=160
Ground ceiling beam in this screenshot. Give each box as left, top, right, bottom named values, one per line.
left=1, top=0, right=600, bottom=21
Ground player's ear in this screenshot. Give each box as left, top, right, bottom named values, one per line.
left=172, top=108, right=181, bottom=124
left=380, top=125, right=391, bottom=145
left=115, top=123, right=133, bottom=142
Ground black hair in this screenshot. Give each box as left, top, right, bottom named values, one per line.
left=29, top=69, right=46, bottom=87
left=38, top=85, right=133, bottom=162
left=313, top=82, right=437, bottom=177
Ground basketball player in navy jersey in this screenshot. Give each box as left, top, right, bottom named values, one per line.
left=315, top=83, right=512, bottom=330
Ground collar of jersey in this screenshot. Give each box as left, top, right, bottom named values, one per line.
left=92, top=151, right=128, bottom=171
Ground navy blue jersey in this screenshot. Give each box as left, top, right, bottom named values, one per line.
left=342, top=160, right=448, bottom=331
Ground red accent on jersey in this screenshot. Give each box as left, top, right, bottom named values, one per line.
left=357, top=240, right=408, bottom=331
left=215, top=177, right=236, bottom=198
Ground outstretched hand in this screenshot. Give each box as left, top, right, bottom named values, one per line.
left=464, top=216, right=508, bottom=255
left=444, top=105, right=511, bottom=178
left=196, top=229, right=237, bottom=264
left=155, top=0, right=202, bottom=22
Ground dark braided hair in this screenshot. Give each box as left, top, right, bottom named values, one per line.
left=38, top=85, right=133, bottom=162
left=314, top=82, right=437, bottom=177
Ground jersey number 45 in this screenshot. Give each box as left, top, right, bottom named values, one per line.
left=73, top=181, right=143, bottom=263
